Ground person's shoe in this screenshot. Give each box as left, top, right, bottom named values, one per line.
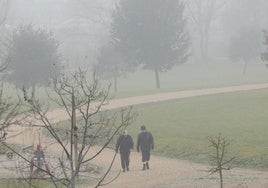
left=122, top=168, right=126, bottom=172
left=142, top=164, right=146, bottom=171
left=146, top=162, right=149, bottom=170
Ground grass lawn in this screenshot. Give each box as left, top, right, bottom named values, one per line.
left=0, top=179, right=63, bottom=188
left=113, top=61, right=268, bottom=98
left=3, top=60, right=268, bottom=106
left=127, top=89, right=268, bottom=170
left=4, top=60, right=268, bottom=172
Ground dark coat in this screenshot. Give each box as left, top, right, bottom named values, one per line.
left=137, top=131, right=154, bottom=152
left=116, top=134, right=134, bottom=153
left=34, top=150, right=44, bottom=159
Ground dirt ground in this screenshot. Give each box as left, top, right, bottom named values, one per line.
left=90, top=150, right=268, bottom=188
left=2, top=83, right=268, bottom=188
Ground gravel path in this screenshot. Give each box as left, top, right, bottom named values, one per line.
left=2, top=83, right=268, bottom=188
left=91, top=149, right=268, bottom=188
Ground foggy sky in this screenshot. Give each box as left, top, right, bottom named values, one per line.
left=2, top=0, right=268, bottom=68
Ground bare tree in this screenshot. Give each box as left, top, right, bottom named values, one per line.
left=0, top=0, right=10, bottom=26
left=0, top=0, right=23, bottom=150
left=229, top=26, right=262, bottom=75
left=95, top=42, right=135, bottom=93
left=6, top=24, right=61, bottom=95
left=207, top=134, right=235, bottom=188
left=186, top=0, right=227, bottom=60
left=17, top=69, right=135, bottom=188
left=0, top=19, right=25, bottom=182
left=111, top=0, right=190, bottom=89
left=0, top=0, right=11, bottom=71
left=261, top=30, right=268, bottom=66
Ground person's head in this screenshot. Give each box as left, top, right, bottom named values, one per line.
left=141, top=125, right=146, bottom=132
left=123, top=129, right=128, bottom=136
left=37, top=144, right=41, bottom=151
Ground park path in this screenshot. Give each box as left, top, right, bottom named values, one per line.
left=47, top=83, right=268, bottom=122
left=3, top=83, right=268, bottom=188
left=86, top=149, right=268, bottom=188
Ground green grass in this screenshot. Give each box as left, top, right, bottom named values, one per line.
left=0, top=143, right=20, bottom=155
left=4, top=59, right=268, bottom=172
left=4, top=60, right=268, bottom=107
left=0, top=179, right=64, bottom=188
left=42, top=86, right=268, bottom=171
left=113, top=60, right=268, bottom=98
left=126, top=89, right=268, bottom=170
left=0, top=178, right=92, bottom=188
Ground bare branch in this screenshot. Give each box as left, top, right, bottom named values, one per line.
left=207, top=134, right=236, bottom=188
left=19, top=69, right=135, bottom=188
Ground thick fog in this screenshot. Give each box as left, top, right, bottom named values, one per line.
left=1, top=0, right=268, bottom=91
left=2, top=2, right=268, bottom=188
left=3, top=0, right=113, bottom=68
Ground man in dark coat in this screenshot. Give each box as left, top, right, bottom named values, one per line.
left=116, top=130, right=134, bottom=172
left=137, top=125, right=154, bottom=170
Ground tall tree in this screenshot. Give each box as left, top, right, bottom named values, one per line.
left=5, top=24, right=61, bottom=93
left=0, top=0, right=10, bottom=26
left=223, top=0, right=268, bottom=63
left=0, top=0, right=11, bottom=70
left=228, top=27, right=262, bottom=75
left=111, top=0, right=190, bottom=89
left=95, top=43, right=135, bottom=93
left=261, top=30, right=268, bottom=66
left=186, top=0, right=227, bottom=60
left=223, top=0, right=268, bottom=34
left=0, top=1, right=21, bottom=134
left=0, top=0, right=23, bottom=161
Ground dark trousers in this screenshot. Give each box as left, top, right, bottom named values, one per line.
left=120, top=151, right=130, bottom=169
left=141, top=150, right=150, bottom=162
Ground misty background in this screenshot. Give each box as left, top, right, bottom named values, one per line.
left=1, top=0, right=268, bottom=94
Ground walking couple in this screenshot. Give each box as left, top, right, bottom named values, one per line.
left=116, top=125, right=154, bottom=172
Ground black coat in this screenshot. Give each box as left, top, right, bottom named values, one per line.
left=116, top=135, right=134, bottom=153
left=137, top=131, right=154, bottom=152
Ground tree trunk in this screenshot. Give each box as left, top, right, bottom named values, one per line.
left=154, top=68, right=160, bottom=89
left=31, top=84, right=35, bottom=100
left=0, top=0, right=10, bottom=26
left=200, top=29, right=209, bottom=61
left=71, top=92, right=77, bottom=187
left=22, top=84, right=35, bottom=101
left=219, top=168, right=223, bottom=188
left=113, top=74, right=118, bottom=93
left=243, top=60, right=248, bottom=75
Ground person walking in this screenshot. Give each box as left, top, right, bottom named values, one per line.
left=116, top=130, right=134, bottom=172
left=30, top=144, right=51, bottom=176
left=137, top=125, right=154, bottom=170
